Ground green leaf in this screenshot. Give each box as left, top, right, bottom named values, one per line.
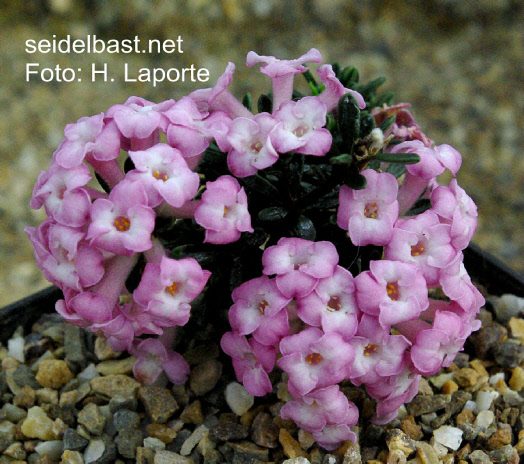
left=379, top=115, right=396, bottom=132
left=340, top=66, right=359, bottom=87
left=302, top=69, right=322, bottom=95
left=257, top=94, right=272, bottom=113
left=293, top=215, right=316, bottom=241
left=375, top=91, right=395, bottom=107
left=330, top=153, right=353, bottom=166
left=356, top=77, right=386, bottom=100
left=242, top=92, right=252, bottom=112
left=258, top=207, right=288, bottom=222
left=358, top=112, right=376, bottom=138
left=386, top=163, right=407, bottom=178
left=373, top=152, right=420, bottom=164
left=337, top=93, right=360, bottom=154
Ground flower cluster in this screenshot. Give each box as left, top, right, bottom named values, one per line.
left=27, top=48, right=484, bottom=451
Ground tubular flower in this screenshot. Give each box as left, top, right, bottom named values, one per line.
left=337, top=169, right=399, bottom=246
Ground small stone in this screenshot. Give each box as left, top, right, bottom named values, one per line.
left=441, top=380, right=458, bottom=395
left=251, top=412, right=279, bottom=448
left=61, top=450, right=85, bottom=464
left=4, top=441, right=26, bottom=460
left=385, top=429, right=416, bottom=457
left=3, top=403, right=27, bottom=422
left=179, top=400, right=204, bottom=425
left=298, top=429, right=315, bottom=451
left=417, top=378, right=434, bottom=395
left=12, top=364, right=40, bottom=390
left=95, top=357, right=135, bottom=376
left=90, top=375, right=140, bottom=398
left=63, top=428, right=89, bottom=452
left=35, top=440, right=64, bottom=460
left=78, top=403, right=106, bottom=436
left=136, top=446, right=155, bottom=464
left=416, top=443, right=440, bottom=464
left=493, top=341, right=524, bottom=368
left=279, top=428, right=309, bottom=459
left=429, top=373, right=454, bottom=390
left=146, top=423, right=178, bottom=444
left=508, top=317, right=524, bottom=339
left=468, top=449, right=492, bottom=464
left=399, top=416, right=423, bottom=441
left=63, top=324, right=88, bottom=366
left=189, top=359, right=223, bottom=396
left=489, top=444, right=518, bottom=463
left=229, top=440, right=270, bottom=462
left=83, top=439, right=105, bottom=464
left=224, top=382, right=254, bottom=416
left=37, top=387, right=59, bottom=405
left=144, top=437, right=166, bottom=452
left=509, top=366, right=524, bottom=391
left=154, top=450, right=193, bottom=463
left=470, top=323, right=507, bottom=359
left=36, top=359, right=74, bottom=389
left=13, top=384, right=36, bottom=408
left=21, top=405, right=58, bottom=440
left=180, top=423, right=208, bottom=456
left=453, top=368, right=480, bottom=388
left=386, top=449, right=406, bottom=464
left=113, top=408, right=140, bottom=431
left=476, top=390, right=497, bottom=410
left=283, top=458, right=312, bottom=464
left=108, top=394, right=138, bottom=412
left=405, top=394, right=450, bottom=416
left=94, top=335, right=122, bottom=361
left=433, top=426, right=463, bottom=450
left=7, top=336, right=25, bottom=363
left=115, top=427, right=143, bottom=458
left=138, top=386, right=179, bottom=423
left=486, top=424, right=513, bottom=450
left=475, top=410, right=495, bottom=429
left=209, top=420, right=249, bottom=441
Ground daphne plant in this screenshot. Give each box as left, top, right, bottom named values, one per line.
left=26, top=48, right=484, bottom=451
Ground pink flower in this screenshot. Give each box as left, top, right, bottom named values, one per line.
left=316, top=64, right=366, bottom=112
left=312, top=424, right=358, bottom=451
left=53, top=113, right=105, bottom=168
left=133, top=256, right=211, bottom=328
left=228, top=276, right=291, bottom=346
left=106, top=96, right=174, bottom=141
left=385, top=210, right=458, bottom=285
left=271, top=97, right=332, bottom=156
left=190, top=63, right=253, bottom=119
left=337, top=169, right=399, bottom=246
left=220, top=332, right=275, bottom=396
left=87, top=180, right=156, bottom=256
left=431, top=179, right=478, bottom=250
left=439, top=254, right=485, bottom=314
left=355, top=260, right=428, bottom=329
left=246, top=48, right=322, bottom=111
left=280, top=384, right=358, bottom=433
left=262, top=238, right=339, bottom=298
left=91, top=307, right=135, bottom=351
left=25, top=219, right=104, bottom=291
left=130, top=338, right=190, bottom=385
left=277, top=327, right=354, bottom=397
left=126, top=143, right=200, bottom=208
left=194, top=175, right=253, bottom=244
left=296, top=266, right=359, bottom=340
left=31, top=162, right=92, bottom=227
left=349, top=315, right=411, bottom=385
left=226, top=113, right=280, bottom=177
left=165, top=96, right=232, bottom=166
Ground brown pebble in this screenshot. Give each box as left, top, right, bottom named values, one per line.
left=13, top=384, right=36, bottom=408
left=179, top=400, right=204, bottom=425
left=453, top=368, right=480, bottom=388
left=387, top=449, right=407, bottom=463
left=138, top=386, right=179, bottom=423
left=400, top=416, right=424, bottom=441
left=279, top=428, right=308, bottom=459
left=469, top=359, right=490, bottom=377
left=251, top=412, right=279, bottom=448
left=441, top=380, right=459, bottom=395
left=486, top=424, right=513, bottom=450
left=509, top=366, right=524, bottom=391
left=35, top=359, right=73, bottom=389
left=385, top=429, right=416, bottom=457
left=146, top=423, right=178, bottom=443
left=456, top=408, right=475, bottom=425
left=417, top=442, right=440, bottom=464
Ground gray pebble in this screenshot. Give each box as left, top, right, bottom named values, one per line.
left=406, top=394, right=451, bottom=417
left=493, top=341, right=524, bottom=368
left=189, top=359, right=223, bottom=396
left=78, top=403, right=106, bottom=436
left=112, top=408, right=140, bottom=431
left=469, top=449, right=492, bottom=464
left=63, top=428, right=89, bottom=451
left=115, top=427, right=143, bottom=458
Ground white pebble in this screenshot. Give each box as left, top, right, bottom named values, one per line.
left=429, top=372, right=455, bottom=389
left=35, top=440, right=63, bottom=460
left=489, top=372, right=506, bottom=385
left=7, top=336, right=25, bottom=363
left=491, top=294, right=524, bottom=322
left=283, top=458, right=311, bottom=464
left=421, top=412, right=437, bottom=426
left=476, top=390, right=498, bottom=411
left=143, top=437, right=166, bottom=451
left=464, top=400, right=477, bottom=410
left=225, top=381, right=254, bottom=416
left=433, top=425, right=463, bottom=450
left=78, top=363, right=99, bottom=381
left=429, top=437, right=449, bottom=457
left=475, top=410, right=495, bottom=429
left=84, top=439, right=105, bottom=463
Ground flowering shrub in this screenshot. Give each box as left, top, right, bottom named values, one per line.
left=26, top=48, right=485, bottom=450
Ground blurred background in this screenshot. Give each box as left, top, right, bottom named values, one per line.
left=1, top=0, right=522, bottom=307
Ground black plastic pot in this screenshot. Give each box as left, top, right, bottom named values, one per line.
left=1, top=243, right=523, bottom=345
